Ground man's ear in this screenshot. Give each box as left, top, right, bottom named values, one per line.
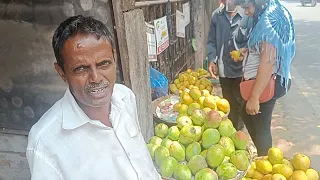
left=54, top=62, right=67, bottom=83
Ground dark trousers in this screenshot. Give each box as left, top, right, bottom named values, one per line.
left=219, top=77, right=244, bottom=130
left=241, top=75, right=291, bottom=156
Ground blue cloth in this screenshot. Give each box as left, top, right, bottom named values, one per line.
left=248, top=0, right=295, bottom=88
left=149, top=67, right=168, bottom=100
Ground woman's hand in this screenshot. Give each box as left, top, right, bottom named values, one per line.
left=238, top=48, right=248, bottom=61
left=246, top=97, right=260, bottom=115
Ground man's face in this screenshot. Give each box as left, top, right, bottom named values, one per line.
left=244, top=2, right=256, bottom=17
left=55, top=34, right=116, bottom=108
left=226, top=0, right=237, bottom=12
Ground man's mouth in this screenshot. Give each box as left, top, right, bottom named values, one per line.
left=90, top=86, right=107, bottom=94
left=85, top=81, right=110, bottom=98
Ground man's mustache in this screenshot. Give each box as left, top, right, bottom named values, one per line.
left=84, top=81, right=109, bottom=92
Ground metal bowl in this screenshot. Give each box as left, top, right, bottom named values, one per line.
left=152, top=94, right=179, bottom=128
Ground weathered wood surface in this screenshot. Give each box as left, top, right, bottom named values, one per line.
left=192, top=0, right=206, bottom=69
left=121, top=0, right=135, bottom=11
left=112, top=0, right=154, bottom=140
left=112, top=0, right=131, bottom=88
left=135, top=0, right=185, bottom=7
left=123, top=9, right=154, bottom=141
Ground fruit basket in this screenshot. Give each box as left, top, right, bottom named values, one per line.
left=151, top=95, right=230, bottom=128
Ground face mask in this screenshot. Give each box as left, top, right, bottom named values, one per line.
left=226, top=0, right=237, bottom=12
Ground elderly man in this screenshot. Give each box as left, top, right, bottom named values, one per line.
left=26, top=15, right=161, bottom=180
left=207, top=0, right=246, bottom=130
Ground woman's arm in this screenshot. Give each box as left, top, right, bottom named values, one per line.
left=251, top=42, right=276, bottom=99
left=246, top=42, right=276, bottom=115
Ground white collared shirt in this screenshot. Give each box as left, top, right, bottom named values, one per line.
left=26, top=84, right=161, bottom=180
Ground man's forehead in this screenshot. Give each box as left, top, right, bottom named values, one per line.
left=63, top=34, right=111, bottom=50
left=61, top=34, right=113, bottom=60
left=72, top=34, right=107, bottom=47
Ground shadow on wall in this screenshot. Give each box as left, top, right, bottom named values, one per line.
left=0, top=0, right=119, bottom=132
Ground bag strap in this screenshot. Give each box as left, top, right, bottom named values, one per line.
left=241, top=50, right=250, bottom=82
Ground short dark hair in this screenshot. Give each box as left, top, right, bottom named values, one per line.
left=52, top=15, right=114, bottom=70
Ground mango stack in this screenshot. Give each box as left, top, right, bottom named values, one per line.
left=242, top=147, right=319, bottom=180
left=173, top=87, right=229, bottom=118
left=169, top=68, right=213, bottom=95
left=147, top=92, right=252, bottom=179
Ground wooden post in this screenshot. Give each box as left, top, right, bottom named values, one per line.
left=112, top=0, right=154, bottom=141
left=192, top=0, right=206, bottom=69
left=203, top=0, right=220, bottom=58
left=112, top=0, right=134, bottom=88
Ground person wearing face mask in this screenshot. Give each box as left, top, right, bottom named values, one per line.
left=207, top=0, right=246, bottom=131
left=26, top=15, right=161, bottom=180
left=233, top=0, right=295, bottom=155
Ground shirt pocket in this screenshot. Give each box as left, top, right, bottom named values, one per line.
left=123, top=114, right=160, bottom=180
left=125, top=115, right=140, bottom=138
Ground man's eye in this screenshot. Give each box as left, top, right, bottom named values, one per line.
left=99, top=61, right=112, bottom=67
left=74, top=66, right=87, bottom=72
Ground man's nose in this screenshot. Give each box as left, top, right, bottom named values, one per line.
left=244, top=9, right=249, bottom=15
left=89, top=68, right=102, bottom=83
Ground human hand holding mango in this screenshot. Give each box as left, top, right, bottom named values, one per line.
left=230, top=50, right=241, bottom=62
left=230, top=48, right=248, bottom=62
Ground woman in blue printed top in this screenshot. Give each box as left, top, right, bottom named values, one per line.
left=234, top=0, right=296, bottom=155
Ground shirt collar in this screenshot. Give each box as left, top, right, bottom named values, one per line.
left=61, top=84, right=127, bottom=130
left=223, top=7, right=243, bottom=18
left=236, top=8, right=243, bottom=17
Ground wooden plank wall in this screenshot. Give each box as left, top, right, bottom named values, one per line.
left=112, top=0, right=154, bottom=141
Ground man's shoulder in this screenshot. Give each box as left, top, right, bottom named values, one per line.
left=212, top=6, right=224, bottom=18
left=114, top=83, right=133, bottom=94
left=27, top=100, right=63, bottom=150
left=114, top=83, right=136, bottom=101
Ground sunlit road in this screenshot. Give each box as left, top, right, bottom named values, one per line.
left=272, top=0, right=320, bottom=170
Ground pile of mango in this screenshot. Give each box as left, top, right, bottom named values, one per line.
left=242, top=147, right=319, bottom=180
left=169, top=68, right=213, bottom=95
left=174, top=87, right=229, bottom=117
left=147, top=92, right=253, bottom=179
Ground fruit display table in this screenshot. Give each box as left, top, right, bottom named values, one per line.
left=148, top=68, right=319, bottom=179
left=147, top=69, right=255, bottom=180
